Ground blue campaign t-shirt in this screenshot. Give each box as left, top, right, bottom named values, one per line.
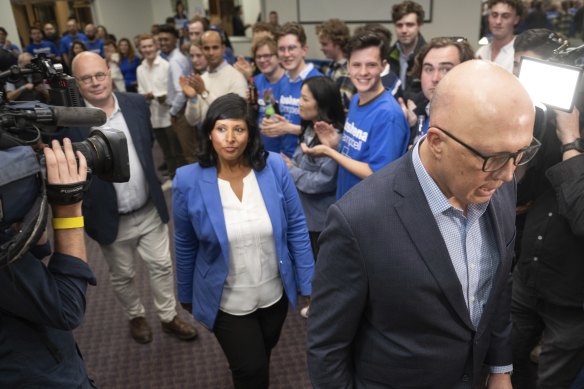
left=60, top=33, right=89, bottom=55
left=275, top=64, right=322, bottom=157
left=255, top=72, right=285, bottom=153
left=336, top=90, right=410, bottom=199
left=25, top=41, right=59, bottom=57
left=85, top=39, right=104, bottom=57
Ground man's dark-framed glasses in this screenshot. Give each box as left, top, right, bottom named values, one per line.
left=432, top=126, right=541, bottom=172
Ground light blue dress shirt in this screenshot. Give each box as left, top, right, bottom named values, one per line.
left=412, top=140, right=512, bottom=374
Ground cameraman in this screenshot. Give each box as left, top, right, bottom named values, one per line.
left=0, top=138, right=97, bottom=388
left=511, top=29, right=584, bottom=389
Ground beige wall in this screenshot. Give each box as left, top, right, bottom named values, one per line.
left=265, top=0, right=482, bottom=59
left=0, top=6, right=20, bottom=49
left=92, top=0, right=154, bottom=42
left=2, top=0, right=482, bottom=58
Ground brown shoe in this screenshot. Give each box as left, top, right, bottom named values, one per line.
left=161, top=315, right=198, bottom=341
left=129, top=317, right=152, bottom=344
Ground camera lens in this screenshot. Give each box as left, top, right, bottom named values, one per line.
left=71, top=128, right=130, bottom=182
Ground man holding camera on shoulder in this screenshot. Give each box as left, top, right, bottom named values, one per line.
left=511, top=29, right=584, bottom=389
left=0, top=139, right=96, bottom=388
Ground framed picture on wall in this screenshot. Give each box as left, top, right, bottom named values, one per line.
left=297, top=0, right=433, bottom=24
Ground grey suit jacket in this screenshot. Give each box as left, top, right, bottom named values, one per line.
left=307, top=150, right=515, bottom=388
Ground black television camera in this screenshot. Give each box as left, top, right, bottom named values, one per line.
left=0, top=55, right=130, bottom=268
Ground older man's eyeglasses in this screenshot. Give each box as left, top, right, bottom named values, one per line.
left=432, top=126, right=541, bottom=172
left=78, top=72, right=108, bottom=85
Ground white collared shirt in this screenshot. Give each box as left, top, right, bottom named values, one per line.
left=218, top=170, right=283, bottom=315
left=286, top=62, right=315, bottom=83
left=86, top=94, right=149, bottom=213
left=137, top=55, right=171, bottom=128
left=475, top=37, right=516, bottom=73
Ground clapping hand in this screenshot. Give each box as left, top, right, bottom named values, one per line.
left=234, top=56, right=254, bottom=80
left=261, top=114, right=290, bottom=137
left=280, top=152, right=294, bottom=168
left=314, top=121, right=340, bottom=149
left=398, top=97, right=418, bottom=127
left=180, top=74, right=207, bottom=98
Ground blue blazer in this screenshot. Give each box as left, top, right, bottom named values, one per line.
left=49, top=92, right=169, bottom=245
left=172, top=153, right=314, bottom=329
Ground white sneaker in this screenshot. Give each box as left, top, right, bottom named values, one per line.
left=161, top=179, right=172, bottom=192
left=300, top=305, right=309, bottom=319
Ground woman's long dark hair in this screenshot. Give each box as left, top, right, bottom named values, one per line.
left=118, top=38, right=137, bottom=63
left=197, top=93, right=268, bottom=170
left=300, top=77, right=345, bottom=146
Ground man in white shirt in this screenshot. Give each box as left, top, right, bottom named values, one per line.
left=182, top=30, right=247, bottom=127
left=476, top=0, right=523, bottom=73
left=137, top=34, right=185, bottom=180
left=66, top=52, right=198, bottom=344
left=158, top=24, right=196, bottom=163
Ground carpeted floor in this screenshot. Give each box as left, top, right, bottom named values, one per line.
left=73, top=146, right=313, bottom=388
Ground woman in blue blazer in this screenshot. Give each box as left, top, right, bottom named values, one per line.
left=173, top=94, right=314, bottom=388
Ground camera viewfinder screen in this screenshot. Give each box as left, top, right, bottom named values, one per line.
left=518, top=56, right=583, bottom=112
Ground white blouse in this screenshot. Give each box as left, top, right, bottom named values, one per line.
left=217, top=170, right=283, bottom=315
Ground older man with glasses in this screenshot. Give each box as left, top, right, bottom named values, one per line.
left=308, top=60, right=538, bottom=388
left=49, top=51, right=198, bottom=345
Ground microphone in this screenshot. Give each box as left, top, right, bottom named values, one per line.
left=6, top=102, right=107, bottom=129
left=17, top=105, right=106, bottom=127
left=50, top=106, right=107, bottom=127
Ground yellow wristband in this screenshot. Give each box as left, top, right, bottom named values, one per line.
left=52, top=216, right=84, bottom=230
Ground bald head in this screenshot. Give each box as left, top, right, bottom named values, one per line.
left=421, top=60, right=536, bottom=210
left=201, top=30, right=225, bottom=70
left=18, top=52, right=33, bottom=67
left=72, top=51, right=113, bottom=108
left=431, top=60, right=534, bottom=145
left=84, top=23, right=96, bottom=39
left=201, top=30, right=222, bottom=44
left=72, top=51, right=106, bottom=77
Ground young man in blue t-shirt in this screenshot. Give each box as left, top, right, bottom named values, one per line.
left=25, top=26, right=59, bottom=59
left=60, top=18, right=88, bottom=65
left=260, top=22, right=322, bottom=157
left=252, top=36, right=286, bottom=153
left=84, top=24, right=105, bottom=57
left=303, top=31, right=410, bottom=198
